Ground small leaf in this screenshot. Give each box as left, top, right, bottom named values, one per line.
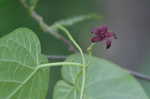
left=51, top=14, right=102, bottom=29
left=0, top=28, right=49, bottom=99
left=53, top=54, right=149, bottom=99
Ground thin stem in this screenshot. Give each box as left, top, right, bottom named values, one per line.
left=30, top=11, right=62, bottom=39
left=87, top=43, right=96, bottom=56
left=19, top=0, right=76, bottom=52
left=80, top=67, right=86, bottom=99
left=57, top=25, right=85, bottom=64
left=60, top=36, right=77, bottom=52
left=46, top=54, right=150, bottom=82
left=127, top=69, right=150, bottom=81
left=38, top=62, right=84, bottom=69
left=7, top=62, right=83, bottom=98
left=20, top=0, right=86, bottom=98
left=47, top=55, right=67, bottom=60
left=57, top=25, right=86, bottom=99
left=46, top=55, right=150, bottom=82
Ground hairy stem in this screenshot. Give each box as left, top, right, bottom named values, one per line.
left=19, top=0, right=76, bottom=52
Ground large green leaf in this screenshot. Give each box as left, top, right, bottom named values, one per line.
left=0, top=28, right=49, bottom=99
left=53, top=54, right=149, bottom=99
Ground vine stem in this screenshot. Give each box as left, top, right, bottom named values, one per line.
left=19, top=0, right=77, bottom=52
left=47, top=55, right=150, bottom=82
left=57, top=25, right=86, bottom=99
left=7, top=62, right=83, bottom=99
left=20, top=0, right=86, bottom=98
left=38, top=62, right=84, bottom=69
left=57, top=25, right=85, bottom=64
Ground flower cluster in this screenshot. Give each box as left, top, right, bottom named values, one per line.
left=91, top=25, right=117, bottom=49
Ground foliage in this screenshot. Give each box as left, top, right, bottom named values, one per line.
left=54, top=54, right=148, bottom=99
left=0, top=0, right=149, bottom=99
left=0, top=28, right=149, bottom=99
left=0, top=28, right=49, bottom=99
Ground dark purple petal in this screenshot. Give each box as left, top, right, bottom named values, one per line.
left=90, top=25, right=117, bottom=49
left=106, top=40, right=112, bottom=49
left=91, top=28, right=98, bottom=34
left=104, top=32, right=113, bottom=38
left=91, top=36, right=103, bottom=42
left=104, top=32, right=117, bottom=40
left=98, top=25, right=108, bottom=34
left=91, top=25, right=108, bottom=35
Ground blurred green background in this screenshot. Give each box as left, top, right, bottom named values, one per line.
left=1, top=0, right=150, bottom=98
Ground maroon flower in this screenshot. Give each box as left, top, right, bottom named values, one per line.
left=91, top=25, right=117, bottom=49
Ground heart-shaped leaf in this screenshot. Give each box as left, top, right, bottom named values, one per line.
left=53, top=54, right=149, bottom=99
left=0, top=28, right=49, bottom=99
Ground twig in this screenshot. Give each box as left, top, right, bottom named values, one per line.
left=128, top=69, right=150, bottom=81
left=47, top=55, right=67, bottom=60
left=19, top=0, right=77, bottom=52
left=20, top=0, right=150, bottom=83
left=60, top=36, right=77, bottom=52
left=47, top=55, right=150, bottom=81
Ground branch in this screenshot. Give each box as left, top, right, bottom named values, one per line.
left=20, top=0, right=150, bottom=83
left=128, top=69, right=150, bottom=81
left=47, top=55, right=150, bottom=81
left=19, top=0, right=77, bottom=52
left=47, top=55, right=67, bottom=60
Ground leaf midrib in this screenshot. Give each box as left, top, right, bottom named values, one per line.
left=6, top=67, right=40, bottom=99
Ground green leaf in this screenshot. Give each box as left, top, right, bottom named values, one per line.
left=53, top=54, right=149, bottom=99
left=51, top=14, right=101, bottom=30
left=0, top=28, right=49, bottom=99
